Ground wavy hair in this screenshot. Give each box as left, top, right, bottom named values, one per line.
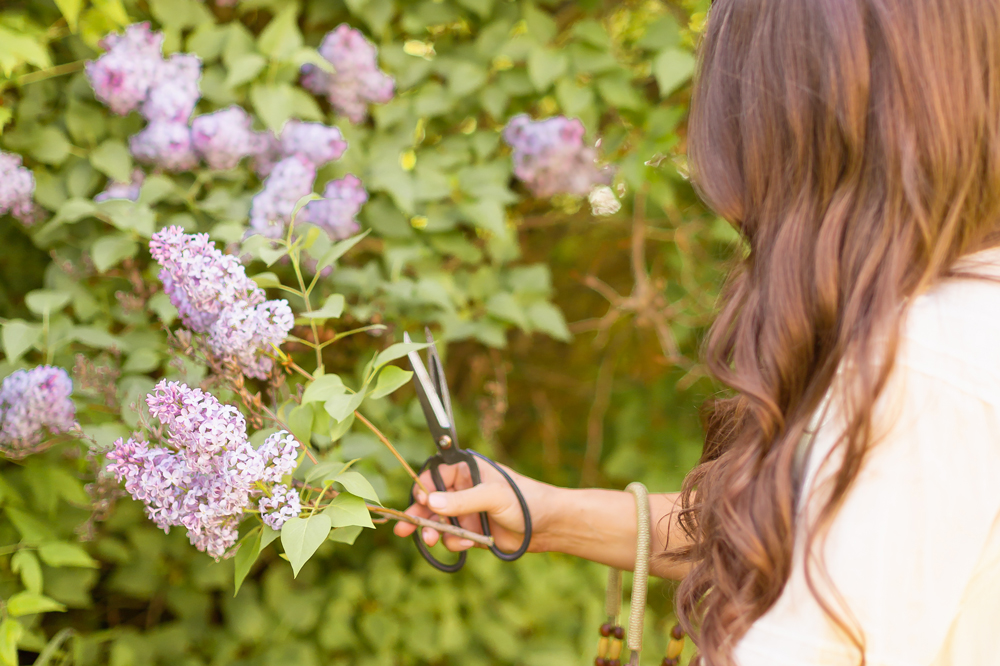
left=673, top=1, right=1000, bottom=663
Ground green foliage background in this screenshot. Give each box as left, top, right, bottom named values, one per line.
left=0, top=0, right=734, bottom=663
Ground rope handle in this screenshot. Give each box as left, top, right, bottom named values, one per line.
left=626, top=482, right=651, bottom=662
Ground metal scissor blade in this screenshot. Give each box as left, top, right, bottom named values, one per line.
left=424, top=328, right=456, bottom=433
left=403, top=332, right=452, bottom=439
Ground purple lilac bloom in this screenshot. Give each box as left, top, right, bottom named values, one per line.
left=300, top=24, right=395, bottom=124
left=149, top=226, right=265, bottom=333
left=0, top=151, right=36, bottom=224
left=501, top=114, right=613, bottom=198
left=86, top=22, right=165, bottom=116
left=141, top=53, right=202, bottom=123
left=300, top=174, right=367, bottom=240
left=0, top=366, right=76, bottom=456
left=249, top=130, right=282, bottom=178
left=106, top=381, right=301, bottom=559
left=207, top=299, right=294, bottom=379
left=95, top=168, right=145, bottom=202
left=248, top=155, right=316, bottom=239
left=130, top=121, right=198, bottom=171
left=191, top=106, right=256, bottom=170
left=279, top=121, right=348, bottom=168
left=258, top=484, right=301, bottom=531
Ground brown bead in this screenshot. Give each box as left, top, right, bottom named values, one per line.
left=661, top=659, right=679, bottom=666
left=613, top=625, right=625, bottom=640
left=670, top=623, right=685, bottom=640
left=600, top=623, right=613, bottom=637
left=594, top=659, right=609, bottom=666
left=608, top=661, right=621, bottom=666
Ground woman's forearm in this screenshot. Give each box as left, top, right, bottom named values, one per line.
left=535, top=487, right=691, bottom=579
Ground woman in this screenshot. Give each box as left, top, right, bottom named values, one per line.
left=395, top=0, right=1000, bottom=664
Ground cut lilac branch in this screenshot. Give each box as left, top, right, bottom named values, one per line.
left=370, top=505, right=493, bottom=548
left=353, top=410, right=429, bottom=495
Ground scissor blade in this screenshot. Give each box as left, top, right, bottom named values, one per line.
left=403, top=332, right=452, bottom=435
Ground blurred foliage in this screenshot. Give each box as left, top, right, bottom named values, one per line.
left=0, top=0, right=735, bottom=663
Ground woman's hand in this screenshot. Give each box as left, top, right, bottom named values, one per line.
left=392, top=458, right=555, bottom=553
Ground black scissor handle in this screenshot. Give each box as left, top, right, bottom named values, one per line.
left=410, top=450, right=533, bottom=572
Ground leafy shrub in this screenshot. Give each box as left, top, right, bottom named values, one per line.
left=0, top=0, right=727, bottom=664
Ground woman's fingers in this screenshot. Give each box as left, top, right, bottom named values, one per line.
left=427, top=482, right=509, bottom=518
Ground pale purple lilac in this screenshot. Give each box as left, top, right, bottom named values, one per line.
left=248, top=155, right=316, bottom=239
left=106, top=381, right=302, bottom=559
left=130, top=121, right=198, bottom=172
left=207, top=299, right=294, bottom=379
left=85, top=22, right=165, bottom=116
left=250, top=131, right=282, bottom=178
left=95, top=168, right=145, bottom=202
left=141, top=53, right=202, bottom=123
left=0, top=366, right=75, bottom=455
left=258, top=484, right=301, bottom=531
left=300, top=24, right=395, bottom=124
left=149, top=226, right=264, bottom=333
left=191, top=106, right=256, bottom=170
left=502, top=114, right=613, bottom=198
left=0, top=151, right=36, bottom=224
left=300, top=174, right=367, bottom=240
left=279, top=121, right=348, bottom=168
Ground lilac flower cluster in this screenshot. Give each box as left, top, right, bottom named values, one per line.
left=149, top=226, right=293, bottom=378
left=95, top=169, right=145, bottom=202
left=0, top=366, right=76, bottom=456
left=300, top=24, right=395, bottom=123
left=85, top=23, right=165, bottom=116
left=106, top=381, right=301, bottom=559
left=300, top=174, right=368, bottom=240
left=191, top=106, right=257, bottom=170
left=258, top=484, right=301, bottom=531
left=249, top=155, right=316, bottom=239
left=502, top=114, right=613, bottom=198
left=0, top=151, right=36, bottom=224
left=251, top=120, right=348, bottom=179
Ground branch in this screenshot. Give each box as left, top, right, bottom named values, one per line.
left=370, top=505, right=494, bottom=548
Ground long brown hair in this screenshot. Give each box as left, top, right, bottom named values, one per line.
left=675, top=1, right=1000, bottom=663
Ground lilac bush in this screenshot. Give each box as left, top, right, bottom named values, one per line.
left=140, top=53, right=202, bottom=123
left=130, top=121, right=198, bottom=171
left=106, top=381, right=301, bottom=559
left=300, top=174, right=368, bottom=240
left=0, top=150, right=36, bottom=223
left=0, top=366, right=76, bottom=456
left=279, top=120, right=348, bottom=169
left=300, top=24, right=395, bottom=123
left=207, top=299, right=295, bottom=380
left=502, top=114, right=613, bottom=198
left=85, top=22, right=164, bottom=116
left=191, top=106, right=256, bottom=170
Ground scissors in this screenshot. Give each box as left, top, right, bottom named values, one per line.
left=404, top=331, right=532, bottom=573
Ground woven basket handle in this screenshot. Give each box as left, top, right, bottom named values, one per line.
left=603, top=482, right=651, bottom=665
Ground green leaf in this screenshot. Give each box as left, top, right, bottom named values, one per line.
left=72, top=326, right=118, bottom=349
left=280, top=514, right=331, bottom=577
left=37, top=542, right=99, bottom=569
left=258, top=244, right=289, bottom=267
left=323, top=493, right=374, bottom=529
left=653, top=48, right=696, bottom=97
left=89, top=139, right=132, bottom=183
left=93, top=0, right=130, bottom=26
left=2, top=321, right=41, bottom=362
left=331, top=471, right=380, bottom=504
left=526, top=301, right=572, bottom=342
left=261, top=524, right=280, bottom=549
left=370, top=366, right=413, bottom=400
left=96, top=200, right=155, bottom=237
left=149, top=0, right=212, bottom=30
left=373, top=341, right=431, bottom=369
left=5, top=508, right=55, bottom=544
left=11, top=551, right=42, bottom=594
left=55, top=0, right=84, bottom=32
left=6, top=592, right=65, bottom=617
left=316, top=230, right=370, bottom=272
left=91, top=233, right=138, bottom=273
left=25, top=290, right=72, bottom=317
left=51, top=198, right=97, bottom=227
left=486, top=292, right=529, bottom=330
left=304, top=460, right=351, bottom=484
left=250, top=82, right=298, bottom=132
left=527, top=47, right=568, bottom=91
left=0, top=27, right=51, bottom=75
left=328, top=525, right=363, bottom=545
left=302, top=374, right=346, bottom=404
left=300, top=294, right=345, bottom=321
left=27, top=127, right=71, bottom=165
left=291, top=193, right=323, bottom=225
left=233, top=527, right=262, bottom=596
left=287, top=404, right=313, bottom=446
left=257, top=4, right=303, bottom=59
left=251, top=272, right=281, bottom=288
left=224, top=52, right=267, bottom=89
left=324, top=391, right=364, bottom=423
left=327, top=411, right=355, bottom=443
left=138, top=174, right=175, bottom=206
left=0, top=619, right=22, bottom=666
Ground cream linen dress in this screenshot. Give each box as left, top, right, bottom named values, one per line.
left=735, top=247, right=1000, bottom=666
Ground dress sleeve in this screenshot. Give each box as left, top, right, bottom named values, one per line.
left=735, top=337, right=1000, bottom=666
